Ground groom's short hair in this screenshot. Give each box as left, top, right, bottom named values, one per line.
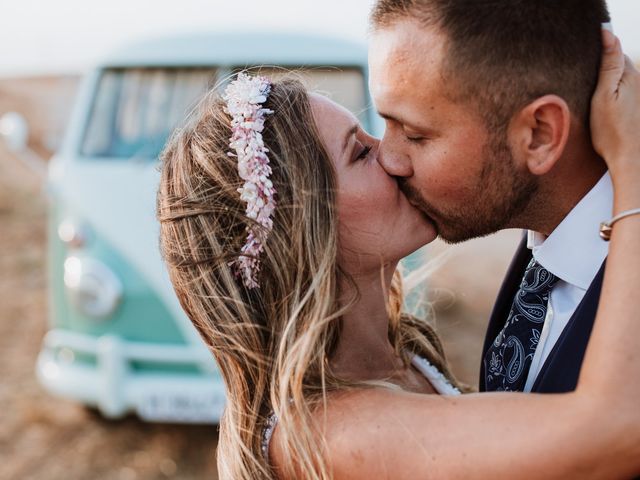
left=370, top=0, right=610, bottom=131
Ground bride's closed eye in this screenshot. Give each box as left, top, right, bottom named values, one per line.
left=356, top=145, right=372, bottom=161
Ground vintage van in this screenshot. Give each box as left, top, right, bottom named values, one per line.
left=10, top=32, right=382, bottom=424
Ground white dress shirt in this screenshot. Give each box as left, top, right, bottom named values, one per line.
left=523, top=172, right=612, bottom=392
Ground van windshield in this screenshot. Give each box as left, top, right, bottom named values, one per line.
left=81, top=68, right=215, bottom=159
left=81, top=67, right=369, bottom=160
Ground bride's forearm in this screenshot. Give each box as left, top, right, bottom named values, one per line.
left=580, top=22, right=640, bottom=453
left=322, top=388, right=638, bottom=480
left=612, top=174, right=640, bottom=210
left=577, top=174, right=640, bottom=445
left=610, top=154, right=640, bottom=203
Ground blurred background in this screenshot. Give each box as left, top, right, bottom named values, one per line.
left=1, top=1, right=638, bottom=479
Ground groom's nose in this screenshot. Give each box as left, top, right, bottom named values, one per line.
left=377, top=135, right=413, bottom=178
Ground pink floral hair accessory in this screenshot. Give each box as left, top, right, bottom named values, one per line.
left=223, top=73, right=276, bottom=289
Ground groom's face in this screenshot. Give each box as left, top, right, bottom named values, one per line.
left=369, top=20, right=537, bottom=243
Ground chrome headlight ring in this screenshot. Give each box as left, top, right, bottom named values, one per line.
left=63, top=256, right=123, bottom=319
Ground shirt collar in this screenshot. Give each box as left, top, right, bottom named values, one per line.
left=527, top=172, right=612, bottom=290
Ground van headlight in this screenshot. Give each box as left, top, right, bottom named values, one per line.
left=58, top=219, right=91, bottom=249
left=64, top=256, right=123, bottom=319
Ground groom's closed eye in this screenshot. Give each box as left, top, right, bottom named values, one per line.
left=404, top=133, right=427, bottom=144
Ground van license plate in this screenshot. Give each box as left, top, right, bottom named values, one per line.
left=139, top=392, right=225, bottom=423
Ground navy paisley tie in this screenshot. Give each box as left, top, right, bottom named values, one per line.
left=484, top=259, right=559, bottom=392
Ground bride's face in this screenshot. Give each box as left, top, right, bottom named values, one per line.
left=309, top=94, right=437, bottom=273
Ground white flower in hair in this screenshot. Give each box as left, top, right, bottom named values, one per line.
left=223, top=73, right=276, bottom=289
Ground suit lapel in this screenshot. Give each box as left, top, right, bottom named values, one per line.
left=531, top=261, right=606, bottom=393
left=479, top=235, right=532, bottom=391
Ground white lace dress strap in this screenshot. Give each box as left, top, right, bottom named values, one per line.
left=410, top=354, right=462, bottom=396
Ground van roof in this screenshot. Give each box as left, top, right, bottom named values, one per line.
left=99, top=31, right=368, bottom=68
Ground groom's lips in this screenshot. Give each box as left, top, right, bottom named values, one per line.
left=405, top=193, right=431, bottom=218
left=396, top=178, right=439, bottom=230
left=408, top=198, right=438, bottom=228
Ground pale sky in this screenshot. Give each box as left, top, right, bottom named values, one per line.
left=1, top=0, right=638, bottom=77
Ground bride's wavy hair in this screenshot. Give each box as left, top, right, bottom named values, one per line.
left=157, top=75, right=458, bottom=479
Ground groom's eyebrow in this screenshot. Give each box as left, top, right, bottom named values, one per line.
left=342, top=124, right=358, bottom=153
left=378, top=112, right=423, bottom=131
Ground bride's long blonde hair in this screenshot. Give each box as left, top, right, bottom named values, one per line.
left=157, top=76, right=458, bottom=479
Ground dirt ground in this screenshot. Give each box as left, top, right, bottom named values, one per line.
left=0, top=76, right=522, bottom=479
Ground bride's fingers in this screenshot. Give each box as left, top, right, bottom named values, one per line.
left=591, top=33, right=640, bottom=178
left=590, top=29, right=640, bottom=170
left=597, top=29, right=625, bottom=98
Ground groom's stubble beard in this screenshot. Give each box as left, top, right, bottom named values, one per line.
left=399, top=131, right=539, bottom=244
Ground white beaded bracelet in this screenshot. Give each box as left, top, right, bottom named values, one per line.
left=599, top=208, right=640, bottom=241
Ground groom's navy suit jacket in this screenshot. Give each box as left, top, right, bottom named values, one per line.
left=479, top=235, right=606, bottom=393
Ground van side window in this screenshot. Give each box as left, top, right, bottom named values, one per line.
left=81, top=68, right=216, bottom=159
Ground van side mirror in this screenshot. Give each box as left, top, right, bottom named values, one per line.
left=0, top=112, right=29, bottom=153
left=0, top=111, right=47, bottom=179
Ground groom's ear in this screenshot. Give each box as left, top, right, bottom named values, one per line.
left=509, top=95, right=571, bottom=176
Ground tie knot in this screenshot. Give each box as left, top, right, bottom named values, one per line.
left=522, top=259, right=559, bottom=295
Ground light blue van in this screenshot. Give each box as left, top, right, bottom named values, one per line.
left=4, top=32, right=382, bottom=424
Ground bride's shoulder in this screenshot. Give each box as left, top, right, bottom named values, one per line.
left=267, top=390, right=376, bottom=479
left=269, top=388, right=437, bottom=480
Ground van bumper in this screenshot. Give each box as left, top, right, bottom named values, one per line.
left=36, top=329, right=226, bottom=424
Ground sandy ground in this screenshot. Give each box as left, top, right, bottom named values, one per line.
left=0, top=76, right=523, bottom=479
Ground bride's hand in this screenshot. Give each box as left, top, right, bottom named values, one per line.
left=590, top=29, right=640, bottom=190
